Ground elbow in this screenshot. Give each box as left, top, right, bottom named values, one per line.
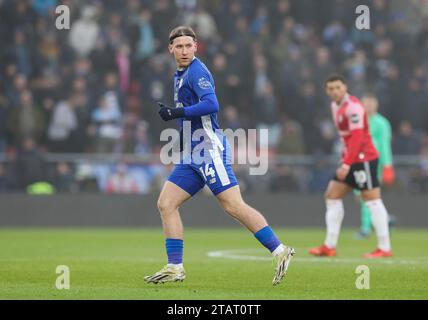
left=200, top=94, right=219, bottom=114
left=207, top=93, right=219, bottom=113
left=211, top=98, right=219, bottom=113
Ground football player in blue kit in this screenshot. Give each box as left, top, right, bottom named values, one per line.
left=144, top=26, right=295, bottom=286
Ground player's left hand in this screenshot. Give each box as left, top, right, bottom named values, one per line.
left=336, top=164, right=350, bottom=181
left=157, top=102, right=185, bottom=121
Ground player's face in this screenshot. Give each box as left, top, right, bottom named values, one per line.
left=326, top=81, right=347, bottom=104
left=169, top=36, right=197, bottom=68
left=362, top=97, right=378, bottom=115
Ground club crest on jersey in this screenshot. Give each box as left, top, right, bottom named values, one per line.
left=198, top=77, right=212, bottom=89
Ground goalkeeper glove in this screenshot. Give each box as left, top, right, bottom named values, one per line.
left=382, top=166, right=395, bottom=185
left=158, top=102, right=185, bottom=121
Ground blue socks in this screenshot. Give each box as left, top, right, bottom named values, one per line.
left=165, top=228, right=280, bottom=264
left=166, top=238, right=183, bottom=264
left=254, top=226, right=281, bottom=253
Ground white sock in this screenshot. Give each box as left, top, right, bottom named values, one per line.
left=272, top=244, right=285, bottom=257
left=365, top=199, right=391, bottom=251
left=324, top=199, right=344, bottom=248
left=167, top=263, right=183, bottom=269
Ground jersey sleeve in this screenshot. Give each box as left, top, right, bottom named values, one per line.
left=183, top=62, right=219, bottom=117
left=345, top=103, right=365, bottom=131
left=188, top=63, right=215, bottom=100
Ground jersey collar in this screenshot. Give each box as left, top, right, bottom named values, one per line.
left=338, top=93, right=350, bottom=108
left=177, top=56, right=197, bottom=72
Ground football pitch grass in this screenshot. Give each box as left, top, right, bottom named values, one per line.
left=0, top=228, right=427, bottom=300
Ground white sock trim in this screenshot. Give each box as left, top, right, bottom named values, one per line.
left=167, top=263, right=183, bottom=269
left=326, top=199, right=344, bottom=206
left=365, top=199, right=382, bottom=207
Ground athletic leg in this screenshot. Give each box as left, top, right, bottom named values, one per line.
left=215, top=185, right=295, bottom=285
left=360, top=202, right=372, bottom=234
left=145, top=165, right=205, bottom=284
left=157, top=181, right=192, bottom=240
left=216, top=185, right=268, bottom=233
left=361, top=188, right=392, bottom=256
left=309, top=180, right=351, bottom=256
left=324, top=180, right=351, bottom=248
left=354, top=189, right=371, bottom=238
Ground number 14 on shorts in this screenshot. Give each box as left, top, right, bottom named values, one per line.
left=199, top=164, right=217, bottom=185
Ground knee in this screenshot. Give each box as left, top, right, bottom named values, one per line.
left=324, top=190, right=333, bottom=200
left=360, top=187, right=381, bottom=201
left=324, top=189, right=342, bottom=200
left=157, top=196, right=178, bottom=215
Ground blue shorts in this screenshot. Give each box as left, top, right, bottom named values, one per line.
left=167, top=154, right=238, bottom=196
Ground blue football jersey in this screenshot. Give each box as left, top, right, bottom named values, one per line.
left=173, top=57, right=228, bottom=156
left=167, top=57, right=239, bottom=196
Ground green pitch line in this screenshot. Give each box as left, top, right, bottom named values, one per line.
left=0, top=228, right=427, bottom=300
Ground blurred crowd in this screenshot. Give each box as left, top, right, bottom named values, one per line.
left=1, top=0, right=428, bottom=193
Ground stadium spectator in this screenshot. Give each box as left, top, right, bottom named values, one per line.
left=31, top=0, right=57, bottom=16
left=7, top=90, right=46, bottom=146
left=6, top=73, right=28, bottom=108
left=68, top=5, right=99, bottom=57
left=70, top=92, right=90, bottom=153
left=53, top=162, right=76, bottom=193
left=134, top=120, right=151, bottom=155
left=89, top=95, right=122, bottom=153
left=222, top=105, right=242, bottom=131
left=269, top=164, right=300, bottom=193
left=115, top=44, right=131, bottom=95
left=255, top=82, right=280, bottom=147
left=277, top=116, right=305, bottom=155
left=134, top=9, right=156, bottom=61
left=106, top=163, right=139, bottom=194
left=0, top=95, right=7, bottom=153
left=47, top=97, right=77, bottom=153
left=394, top=121, right=422, bottom=155
left=183, top=5, right=218, bottom=42
left=0, top=163, right=8, bottom=192
left=14, top=137, right=46, bottom=190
